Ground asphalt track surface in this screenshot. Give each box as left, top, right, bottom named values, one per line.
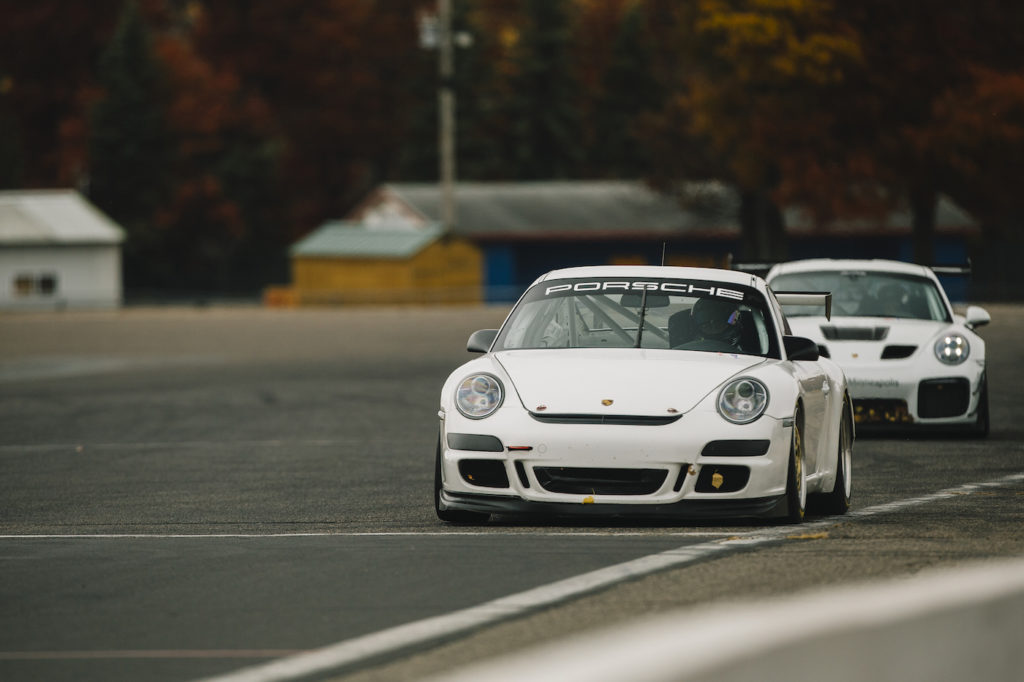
left=1, top=303, right=1023, bottom=682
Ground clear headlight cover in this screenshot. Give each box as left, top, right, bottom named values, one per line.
left=718, top=377, right=769, bottom=424
left=455, top=373, right=504, bottom=419
left=934, top=334, right=969, bottom=365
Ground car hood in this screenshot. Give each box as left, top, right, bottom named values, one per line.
left=787, top=316, right=949, bottom=358
left=789, top=316, right=952, bottom=339
left=494, top=349, right=765, bottom=416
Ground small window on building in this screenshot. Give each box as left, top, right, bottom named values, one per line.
left=12, top=273, right=59, bottom=297
left=38, top=274, right=57, bottom=295
left=14, top=274, right=33, bottom=296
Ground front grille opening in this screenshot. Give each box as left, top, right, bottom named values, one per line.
left=514, top=460, right=530, bottom=488
left=529, top=413, right=682, bottom=426
left=694, top=466, right=750, bottom=493
left=533, top=467, right=667, bottom=495
left=459, top=460, right=510, bottom=488
left=881, top=345, right=917, bottom=360
left=918, top=378, right=970, bottom=418
left=854, top=399, right=912, bottom=424
left=673, top=467, right=688, bottom=492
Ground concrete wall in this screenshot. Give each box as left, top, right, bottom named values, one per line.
left=426, top=557, right=1024, bottom=682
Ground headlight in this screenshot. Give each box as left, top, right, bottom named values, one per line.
left=718, top=377, right=769, bottom=424
left=455, top=373, right=504, bottom=419
left=934, top=334, right=970, bottom=365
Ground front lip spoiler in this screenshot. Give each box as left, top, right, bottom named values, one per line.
left=439, top=490, right=787, bottom=520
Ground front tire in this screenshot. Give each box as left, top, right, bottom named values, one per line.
left=817, top=396, right=853, bottom=515
left=970, top=375, right=989, bottom=438
left=784, top=407, right=807, bottom=523
left=434, top=436, right=490, bottom=524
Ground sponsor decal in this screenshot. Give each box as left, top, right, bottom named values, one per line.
left=543, top=280, right=744, bottom=300
left=849, top=377, right=900, bottom=389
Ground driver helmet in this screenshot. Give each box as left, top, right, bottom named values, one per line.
left=692, top=297, right=741, bottom=344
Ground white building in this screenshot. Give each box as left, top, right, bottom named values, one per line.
left=0, top=190, right=125, bottom=310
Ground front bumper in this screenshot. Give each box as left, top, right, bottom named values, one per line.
left=844, top=362, right=985, bottom=428
left=438, top=404, right=794, bottom=519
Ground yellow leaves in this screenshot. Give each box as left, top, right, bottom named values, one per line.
left=695, top=0, right=861, bottom=86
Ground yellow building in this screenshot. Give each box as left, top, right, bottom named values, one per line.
left=267, top=221, right=482, bottom=305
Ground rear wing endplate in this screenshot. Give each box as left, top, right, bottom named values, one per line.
left=775, top=291, right=833, bottom=321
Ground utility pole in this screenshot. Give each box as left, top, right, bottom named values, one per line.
left=438, top=0, right=456, bottom=235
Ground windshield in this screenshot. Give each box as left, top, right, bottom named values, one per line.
left=494, top=277, right=779, bottom=357
left=770, top=270, right=951, bottom=321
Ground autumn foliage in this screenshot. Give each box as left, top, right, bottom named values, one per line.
left=1, top=0, right=1022, bottom=291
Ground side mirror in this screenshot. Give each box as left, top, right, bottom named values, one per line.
left=783, top=335, right=820, bottom=361
left=467, top=329, right=499, bottom=353
left=965, top=305, right=990, bottom=330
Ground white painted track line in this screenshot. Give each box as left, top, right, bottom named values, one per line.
left=0, top=531, right=732, bottom=539
left=194, top=471, right=1024, bottom=682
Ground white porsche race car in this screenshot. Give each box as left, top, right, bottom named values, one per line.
left=435, top=265, right=854, bottom=524
left=765, top=259, right=990, bottom=436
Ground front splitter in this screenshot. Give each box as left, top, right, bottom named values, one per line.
left=439, top=490, right=787, bottom=521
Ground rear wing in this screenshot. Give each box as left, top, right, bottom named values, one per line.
left=775, top=291, right=833, bottom=321
left=930, top=261, right=971, bottom=276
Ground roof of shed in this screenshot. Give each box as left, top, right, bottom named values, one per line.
left=351, top=181, right=978, bottom=240
left=376, top=181, right=737, bottom=239
left=291, top=222, right=444, bottom=259
left=0, top=190, right=125, bottom=245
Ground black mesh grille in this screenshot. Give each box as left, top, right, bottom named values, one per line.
left=854, top=399, right=911, bottom=424
left=533, top=467, right=667, bottom=495
left=918, top=378, right=970, bottom=418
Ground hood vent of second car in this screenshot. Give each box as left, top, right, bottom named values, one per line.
left=820, top=325, right=889, bottom=341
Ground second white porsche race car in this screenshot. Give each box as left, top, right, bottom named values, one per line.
left=766, top=259, right=990, bottom=436
left=435, top=265, right=854, bottom=524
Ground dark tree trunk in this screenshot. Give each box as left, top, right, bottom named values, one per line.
left=909, top=186, right=937, bottom=265
left=739, top=189, right=787, bottom=261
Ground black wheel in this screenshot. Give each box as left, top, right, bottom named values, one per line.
left=818, top=396, right=852, bottom=515
left=434, top=436, right=490, bottom=524
left=784, top=407, right=807, bottom=523
left=971, top=375, right=989, bottom=438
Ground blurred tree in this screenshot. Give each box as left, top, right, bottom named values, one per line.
left=0, top=1, right=120, bottom=188
left=838, top=1, right=1024, bottom=263
left=152, top=18, right=286, bottom=292
left=640, top=0, right=862, bottom=260
left=499, top=0, right=584, bottom=179
left=89, top=0, right=173, bottom=288
left=194, top=0, right=426, bottom=235
left=587, top=2, right=664, bottom=177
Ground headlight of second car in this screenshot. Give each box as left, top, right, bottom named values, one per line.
left=455, top=373, right=504, bottom=419
left=934, top=334, right=970, bottom=365
left=718, top=377, right=769, bottom=424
